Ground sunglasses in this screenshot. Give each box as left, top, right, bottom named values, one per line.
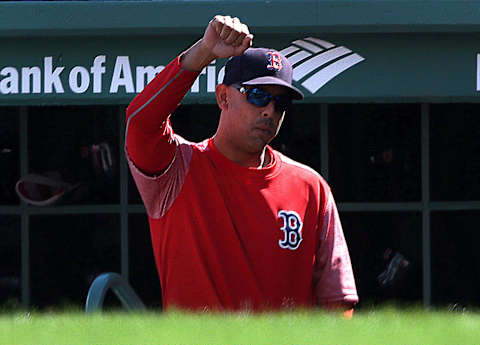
left=231, top=84, right=292, bottom=113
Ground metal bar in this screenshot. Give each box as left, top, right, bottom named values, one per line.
left=20, top=205, right=122, bottom=215
left=20, top=214, right=29, bottom=310
left=339, top=202, right=423, bottom=212
left=0, top=204, right=146, bottom=215
left=339, top=201, right=480, bottom=212
left=127, top=205, right=146, bottom=213
left=3, top=200, right=479, bottom=216
left=0, top=206, right=22, bottom=215
left=421, top=103, right=431, bottom=308
left=19, top=106, right=30, bottom=310
left=429, top=201, right=480, bottom=211
left=320, top=104, right=329, bottom=180
left=119, top=106, right=129, bottom=281
left=85, top=272, right=145, bottom=313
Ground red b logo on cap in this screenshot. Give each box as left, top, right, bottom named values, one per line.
left=266, top=51, right=282, bottom=71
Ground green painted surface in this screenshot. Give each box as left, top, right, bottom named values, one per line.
left=1, top=33, right=480, bottom=104
left=1, top=0, right=480, bottom=37
left=1, top=1, right=480, bottom=104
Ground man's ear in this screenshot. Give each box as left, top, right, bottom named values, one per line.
left=215, top=84, right=229, bottom=111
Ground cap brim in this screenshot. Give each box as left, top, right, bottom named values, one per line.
left=242, top=76, right=304, bottom=100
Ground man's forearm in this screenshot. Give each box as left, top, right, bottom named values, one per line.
left=180, top=39, right=217, bottom=72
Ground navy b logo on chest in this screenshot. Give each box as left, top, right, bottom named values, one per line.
left=278, top=210, right=303, bottom=250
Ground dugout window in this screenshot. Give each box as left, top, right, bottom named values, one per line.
left=128, top=173, right=143, bottom=205
left=1, top=100, right=477, bottom=311
left=0, top=216, right=21, bottom=309
left=128, top=214, right=162, bottom=309
left=341, top=211, right=423, bottom=308
left=0, top=108, right=20, bottom=205
left=271, top=103, right=322, bottom=172
left=27, top=106, right=120, bottom=205
left=329, top=104, right=421, bottom=202
left=431, top=211, right=480, bottom=308
left=170, top=104, right=220, bottom=144
left=29, top=214, right=120, bottom=309
left=430, top=104, right=480, bottom=201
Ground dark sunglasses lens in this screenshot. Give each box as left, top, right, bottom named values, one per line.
left=245, top=87, right=292, bottom=112
left=246, top=88, right=271, bottom=107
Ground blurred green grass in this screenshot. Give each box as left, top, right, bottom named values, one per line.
left=1, top=307, right=479, bottom=345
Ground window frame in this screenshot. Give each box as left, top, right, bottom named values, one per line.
left=1, top=103, right=480, bottom=309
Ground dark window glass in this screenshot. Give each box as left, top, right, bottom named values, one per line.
left=271, top=104, right=321, bottom=172
left=341, top=211, right=422, bottom=308
left=0, top=108, right=19, bottom=205
left=128, top=174, right=143, bottom=205
left=171, top=104, right=219, bottom=143
left=129, top=214, right=162, bottom=309
left=28, top=106, right=120, bottom=205
left=0, top=216, right=20, bottom=308
left=30, top=215, right=120, bottom=308
left=431, top=211, right=480, bottom=309
left=430, top=104, right=480, bottom=201
left=329, top=104, right=421, bottom=202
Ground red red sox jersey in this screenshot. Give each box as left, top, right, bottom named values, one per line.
left=125, top=56, right=358, bottom=311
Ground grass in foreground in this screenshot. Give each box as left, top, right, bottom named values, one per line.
left=1, top=307, right=479, bottom=345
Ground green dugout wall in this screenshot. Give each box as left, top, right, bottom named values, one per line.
left=1, top=0, right=480, bottom=310
left=1, top=0, right=480, bottom=104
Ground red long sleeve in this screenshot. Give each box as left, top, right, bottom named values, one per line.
left=125, top=56, right=200, bottom=175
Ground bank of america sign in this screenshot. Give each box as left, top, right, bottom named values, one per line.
left=280, top=37, right=365, bottom=93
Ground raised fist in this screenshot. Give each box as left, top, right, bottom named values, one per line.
left=202, top=15, right=253, bottom=59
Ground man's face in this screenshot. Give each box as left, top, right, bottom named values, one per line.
left=222, top=84, right=290, bottom=154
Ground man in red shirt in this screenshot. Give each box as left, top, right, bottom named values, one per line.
left=126, top=15, right=358, bottom=313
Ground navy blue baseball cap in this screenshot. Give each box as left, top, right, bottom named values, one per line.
left=222, top=47, right=304, bottom=100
